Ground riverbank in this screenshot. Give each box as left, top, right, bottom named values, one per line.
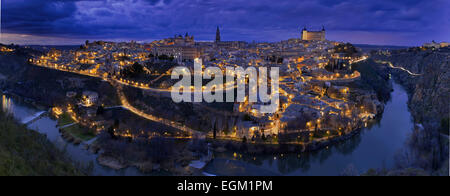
left=371, top=48, right=449, bottom=132
left=0, top=110, right=84, bottom=176
left=203, top=81, right=414, bottom=176
left=208, top=123, right=371, bottom=155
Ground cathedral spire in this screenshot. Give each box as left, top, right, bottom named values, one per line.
left=216, top=26, right=221, bottom=42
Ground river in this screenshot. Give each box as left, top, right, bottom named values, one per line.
left=1, top=94, right=144, bottom=176
left=1, top=81, right=414, bottom=176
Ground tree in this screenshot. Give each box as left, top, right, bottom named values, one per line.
left=440, top=118, right=449, bottom=133
left=158, top=54, right=170, bottom=60
left=121, top=62, right=143, bottom=78
left=334, top=43, right=358, bottom=57
left=243, top=114, right=252, bottom=121
left=96, top=106, right=105, bottom=115
left=130, top=62, right=143, bottom=75
left=277, top=57, right=284, bottom=64
left=213, top=123, right=217, bottom=139
left=107, top=126, right=117, bottom=139
left=114, top=119, right=120, bottom=129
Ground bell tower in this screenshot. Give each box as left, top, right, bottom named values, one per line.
left=216, top=26, right=221, bottom=43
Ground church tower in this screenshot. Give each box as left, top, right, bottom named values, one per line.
left=216, top=26, right=221, bottom=43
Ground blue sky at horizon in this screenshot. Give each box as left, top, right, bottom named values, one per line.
left=1, top=0, right=449, bottom=46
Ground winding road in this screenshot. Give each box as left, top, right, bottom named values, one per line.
left=113, top=82, right=205, bottom=137
left=375, top=60, right=422, bottom=76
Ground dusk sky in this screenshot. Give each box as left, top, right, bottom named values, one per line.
left=1, top=0, right=449, bottom=46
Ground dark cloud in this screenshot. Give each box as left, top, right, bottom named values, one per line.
left=3, top=1, right=69, bottom=35
left=1, top=0, right=449, bottom=45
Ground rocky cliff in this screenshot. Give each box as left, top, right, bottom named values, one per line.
left=373, top=48, right=450, bottom=132
left=370, top=48, right=449, bottom=175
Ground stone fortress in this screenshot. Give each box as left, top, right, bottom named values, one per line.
left=301, top=26, right=326, bottom=41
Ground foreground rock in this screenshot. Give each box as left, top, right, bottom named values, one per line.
left=97, top=154, right=128, bottom=170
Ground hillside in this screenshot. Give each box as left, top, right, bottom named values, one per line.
left=370, top=47, right=449, bottom=175
left=373, top=47, right=450, bottom=132
left=0, top=111, right=83, bottom=176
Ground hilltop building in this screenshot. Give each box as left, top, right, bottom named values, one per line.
left=152, top=33, right=202, bottom=62
left=302, top=27, right=326, bottom=41
left=172, top=33, right=195, bottom=46
left=423, top=41, right=450, bottom=48
left=214, top=26, right=247, bottom=49
left=152, top=46, right=202, bottom=62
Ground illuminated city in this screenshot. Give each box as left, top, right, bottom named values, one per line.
left=0, top=0, right=448, bottom=180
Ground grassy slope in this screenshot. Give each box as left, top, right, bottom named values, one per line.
left=61, top=124, right=96, bottom=141
left=0, top=111, right=82, bottom=176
